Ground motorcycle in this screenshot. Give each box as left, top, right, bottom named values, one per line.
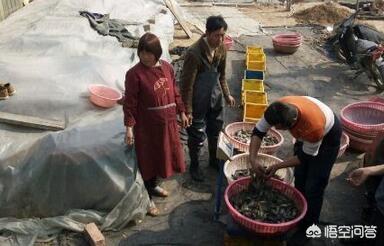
left=330, top=9, right=384, bottom=90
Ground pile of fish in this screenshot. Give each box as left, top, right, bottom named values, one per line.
left=233, top=129, right=279, bottom=146
left=230, top=178, right=298, bottom=223
left=232, top=169, right=251, bottom=180
left=232, top=169, right=283, bottom=181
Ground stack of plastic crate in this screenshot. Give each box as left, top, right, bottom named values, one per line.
left=242, top=46, right=268, bottom=123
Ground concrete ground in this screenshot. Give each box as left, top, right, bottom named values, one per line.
left=43, top=4, right=383, bottom=246
left=109, top=25, right=382, bottom=246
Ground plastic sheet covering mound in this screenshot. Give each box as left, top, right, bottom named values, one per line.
left=0, top=0, right=174, bottom=244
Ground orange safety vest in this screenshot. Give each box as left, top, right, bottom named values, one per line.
left=280, top=96, right=326, bottom=143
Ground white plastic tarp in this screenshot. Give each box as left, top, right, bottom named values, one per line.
left=0, top=0, right=174, bottom=244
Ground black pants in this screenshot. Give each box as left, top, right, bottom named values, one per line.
left=186, top=52, right=224, bottom=170
left=187, top=103, right=223, bottom=169
left=144, top=177, right=157, bottom=199
left=294, top=115, right=342, bottom=227
left=187, top=105, right=223, bottom=145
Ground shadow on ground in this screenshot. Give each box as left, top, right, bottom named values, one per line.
left=118, top=200, right=226, bottom=246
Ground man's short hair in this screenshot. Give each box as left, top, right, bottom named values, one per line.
left=206, top=15, right=228, bottom=33
left=137, top=32, right=162, bottom=60
left=264, top=101, right=297, bottom=128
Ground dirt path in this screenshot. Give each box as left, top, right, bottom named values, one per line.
left=240, top=2, right=384, bottom=31
left=171, top=2, right=383, bottom=51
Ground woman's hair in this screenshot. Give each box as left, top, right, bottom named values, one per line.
left=137, top=32, right=162, bottom=60
left=264, top=101, right=297, bottom=128
left=206, top=15, right=227, bottom=33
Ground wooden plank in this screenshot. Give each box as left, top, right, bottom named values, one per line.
left=0, top=111, right=65, bottom=131
left=213, top=2, right=255, bottom=7
left=180, top=2, right=212, bottom=7
left=84, top=223, right=106, bottom=246
left=193, top=21, right=205, bottom=34
left=358, top=15, right=384, bottom=20
left=164, top=0, right=193, bottom=38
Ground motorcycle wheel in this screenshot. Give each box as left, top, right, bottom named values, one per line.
left=372, top=64, right=384, bottom=90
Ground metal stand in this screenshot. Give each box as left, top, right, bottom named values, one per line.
left=213, top=131, right=233, bottom=221
left=214, top=159, right=225, bottom=221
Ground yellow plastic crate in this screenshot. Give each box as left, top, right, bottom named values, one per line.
left=243, top=102, right=268, bottom=123
left=246, top=46, right=264, bottom=54
left=246, top=53, right=266, bottom=71
left=247, top=53, right=266, bottom=62
left=247, top=61, right=266, bottom=71
left=242, top=79, right=264, bottom=91
left=241, top=79, right=264, bottom=103
left=243, top=117, right=259, bottom=123
left=244, top=91, right=268, bottom=104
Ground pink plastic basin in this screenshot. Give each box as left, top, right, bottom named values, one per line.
left=272, top=32, right=303, bottom=47
left=88, top=84, right=122, bottom=108
left=273, top=37, right=302, bottom=42
left=273, top=41, right=302, bottom=47
left=225, top=177, right=307, bottom=236
left=273, top=43, right=300, bottom=54
left=224, top=35, right=233, bottom=50
left=272, top=33, right=302, bottom=39
left=341, top=101, right=384, bottom=132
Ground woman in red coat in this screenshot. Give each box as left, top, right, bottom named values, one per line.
left=123, top=33, right=189, bottom=216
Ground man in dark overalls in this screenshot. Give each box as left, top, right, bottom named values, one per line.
left=180, top=15, right=235, bottom=182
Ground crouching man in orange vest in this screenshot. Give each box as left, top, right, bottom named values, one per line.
left=249, top=96, right=342, bottom=246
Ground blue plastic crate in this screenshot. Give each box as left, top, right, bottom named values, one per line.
left=244, top=70, right=265, bottom=80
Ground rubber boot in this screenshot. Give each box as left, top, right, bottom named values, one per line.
left=189, top=145, right=204, bottom=182
left=208, top=137, right=219, bottom=171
